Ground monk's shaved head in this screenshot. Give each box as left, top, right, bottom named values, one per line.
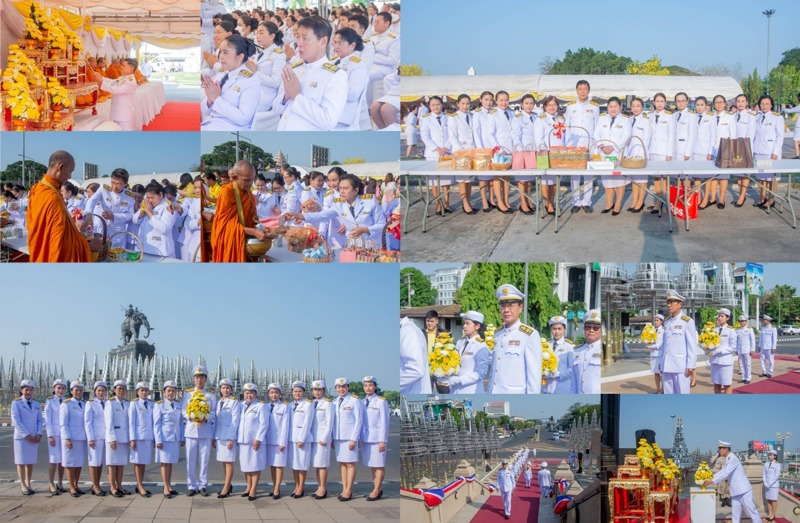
left=48, top=150, right=74, bottom=169
left=231, top=160, right=256, bottom=190
left=47, top=150, right=76, bottom=184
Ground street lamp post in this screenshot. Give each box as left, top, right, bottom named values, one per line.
left=314, top=336, right=322, bottom=376
left=763, top=9, right=776, bottom=91
left=20, top=341, right=30, bottom=378
left=776, top=431, right=792, bottom=462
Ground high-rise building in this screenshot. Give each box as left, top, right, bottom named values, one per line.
left=483, top=401, right=510, bottom=418
left=427, top=264, right=471, bottom=305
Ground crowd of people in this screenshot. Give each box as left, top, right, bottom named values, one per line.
left=399, top=284, right=602, bottom=396
left=200, top=2, right=401, bottom=131
left=405, top=81, right=791, bottom=217
left=11, top=366, right=390, bottom=502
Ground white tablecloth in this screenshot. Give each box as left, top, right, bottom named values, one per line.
left=74, top=81, right=166, bottom=131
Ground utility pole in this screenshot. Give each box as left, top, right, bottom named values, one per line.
left=763, top=9, right=776, bottom=93
left=405, top=272, right=413, bottom=308
left=314, top=336, right=322, bottom=376
left=21, top=341, right=30, bottom=378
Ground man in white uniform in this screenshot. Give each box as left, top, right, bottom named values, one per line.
left=497, top=459, right=515, bottom=520
left=564, top=80, right=599, bottom=212
left=400, top=317, right=431, bottom=394
left=537, top=462, right=553, bottom=498
left=759, top=315, right=778, bottom=378
left=703, top=441, right=763, bottom=523
left=100, top=58, right=139, bottom=130
left=735, top=315, right=755, bottom=384
left=82, top=168, right=134, bottom=249
left=182, top=365, right=217, bottom=496
left=658, top=290, right=699, bottom=394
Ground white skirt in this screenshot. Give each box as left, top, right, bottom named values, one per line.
left=602, top=175, right=629, bottom=188
left=755, top=154, right=781, bottom=181
left=14, top=438, right=38, bottom=465
left=130, top=440, right=154, bottom=464
left=765, top=485, right=779, bottom=501
left=650, top=355, right=661, bottom=374
left=48, top=435, right=62, bottom=464
left=267, top=444, right=288, bottom=467
left=216, top=439, right=237, bottom=463
left=62, top=439, right=87, bottom=468
left=710, top=363, right=733, bottom=386
left=239, top=443, right=267, bottom=473
left=427, top=175, right=455, bottom=186
left=87, top=439, right=105, bottom=467
left=290, top=442, right=311, bottom=471
left=311, top=442, right=331, bottom=469
left=361, top=442, right=386, bottom=468
left=541, top=175, right=556, bottom=186
left=156, top=442, right=180, bottom=464
left=106, top=441, right=130, bottom=466
left=334, top=439, right=359, bottom=463
left=405, top=129, right=418, bottom=145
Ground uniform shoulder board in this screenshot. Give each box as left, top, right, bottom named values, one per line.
left=88, top=398, right=95, bottom=402
left=388, top=32, right=397, bottom=38
left=156, top=399, right=163, bottom=404
left=519, top=324, right=533, bottom=335
left=125, top=189, right=135, bottom=198
left=14, top=397, right=22, bottom=401
left=265, top=189, right=273, bottom=194
left=361, top=194, right=373, bottom=200
left=446, top=112, right=456, bottom=117
left=565, top=338, right=574, bottom=344
left=76, top=195, right=83, bottom=200
left=291, top=61, right=304, bottom=69
left=664, top=110, right=672, bottom=115
left=475, top=336, right=484, bottom=343
left=350, top=55, right=361, bottom=63
left=282, top=401, right=289, bottom=405
left=238, top=69, right=254, bottom=78
left=305, top=398, right=312, bottom=403
left=514, top=112, right=521, bottom=117
left=422, top=113, right=432, bottom=118
left=185, top=387, right=195, bottom=392
left=621, top=114, right=631, bottom=118
left=771, top=111, right=780, bottom=116
left=681, top=314, right=691, bottom=322
left=748, top=110, right=757, bottom=116
left=538, top=113, right=547, bottom=119
left=726, top=110, right=735, bottom=115
left=274, top=47, right=283, bottom=54
left=64, top=398, right=72, bottom=402
left=304, top=186, right=311, bottom=191
left=259, top=400, right=266, bottom=403
left=103, top=184, right=112, bottom=191
left=324, top=397, right=331, bottom=402
left=641, top=114, right=649, bottom=119
left=378, top=395, right=385, bottom=400
left=473, top=108, right=481, bottom=113
left=567, top=101, right=576, bottom=105
left=324, top=189, right=333, bottom=196
left=323, top=62, right=339, bottom=73
left=589, top=101, right=599, bottom=107
left=334, top=197, right=344, bottom=203
left=688, top=109, right=695, bottom=114
left=706, top=111, right=714, bottom=116
left=362, top=37, right=370, bottom=43
left=488, top=109, right=496, bottom=114
left=329, top=55, right=339, bottom=61
left=132, top=397, right=139, bottom=401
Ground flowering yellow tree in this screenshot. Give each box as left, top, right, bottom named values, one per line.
left=627, top=55, right=671, bottom=76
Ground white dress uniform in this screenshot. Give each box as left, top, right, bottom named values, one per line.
left=754, top=111, right=785, bottom=181
left=266, top=400, right=290, bottom=467
left=272, top=57, right=347, bottom=131
left=673, top=109, right=697, bottom=161
left=60, top=398, right=87, bottom=467
left=535, top=113, right=565, bottom=185
left=361, top=394, right=389, bottom=467
left=133, top=201, right=177, bottom=258
left=497, top=467, right=515, bottom=517
left=649, top=110, right=676, bottom=161
left=420, top=112, right=449, bottom=160
left=736, top=323, right=756, bottom=382
left=572, top=340, right=601, bottom=393
left=65, top=196, right=81, bottom=214
left=763, top=459, right=781, bottom=501
left=128, top=398, right=155, bottom=464
left=546, top=338, right=576, bottom=394
left=472, top=108, right=497, bottom=180
left=182, top=387, right=217, bottom=491
left=318, top=188, right=347, bottom=249
left=238, top=401, right=269, bottom=473
left=524, top=468, right=532, bottom=487
left=281, top=181, right=303, bottom=215
left=447, top=110, right=477, bottom=152
left=537, top=467, right=553, bottom=496
left=334, top=53, right=369, bottom=130
left=785, top=105, right=800, bottom=140
left=332, top=393, right=364, bottom=463
left=201, top=63, right=260, bottom=131
left=153, top=399, right=183, bottom=464
left=658, top=311, right=699, bottom=394
left=692, top=112, right=715, bottom=160
left=711, top=111, right=738, bottom=168
left=303, top=194, right=386, bottom=248
left=367, top=30, right=400, bottom=83
left=12, top=397, right=42, bottom=465
left=735, top=109, right=758, bottom=149
left=404, top=111, right=418, bottom=145
left=253, top=44, right=287, bottom=112
left=594, top=113, right=632, bottom=188
left=300, top=186, right=326, bottom=213
left=214, top=396, right=242, bottom=463
left=310, top=397, right=334, bottom=468
left=84, top=398, right=107, bottom=466
left=450, top=336, right=491, bottom=394
left=288, top=398, right=314, bottom=470
left=100, top=75, right=137, bottom=130
left=565, top=100, right=599, bottom=206
left=400, top=317, right=432, bottom=394
left=177, top=197, right=202, bottom=262
left=83, top=185, right=135, bottom=249
left=627, top=114, right=652, bottom=184
left=712, top=452, right=762, bottom=523
left=512, top=110, right=538, bottom=150
left=488, top=320, right=542, bottom=394
left=255, top=189, right=279, bottom=220
left=709, top=325, right=736, bottom=386
left=759, top=322, right=778, bottom=376
left=648, top=325, right=664, bottom=374
left=44, top=395, right=65, bottom=464
left=105, top=397, right=130, bottom=465
left=490, top=107, right=516, bottom=152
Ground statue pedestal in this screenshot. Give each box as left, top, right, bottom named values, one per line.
left=110, top=340, right=156, bottom=363
left=690, top=487, right=716, bottom=523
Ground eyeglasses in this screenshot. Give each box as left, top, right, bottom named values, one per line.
left=499, top=302, right=520, bottom=309
left=584, top=324, right=602, bottom=331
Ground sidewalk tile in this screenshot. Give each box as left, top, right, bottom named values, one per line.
left=256, top=508, right=296, bottom=520
left=156, top=508, right=190, bottom=519
left=87, top=506, right=127, bottom=517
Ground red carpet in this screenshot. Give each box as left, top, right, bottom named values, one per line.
left=471, top=460, right=543, bottom=523
left=734, top=370, right=800, bottom=394
left=142, top=102, right=200, bottom=131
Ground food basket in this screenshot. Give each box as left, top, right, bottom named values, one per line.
left=490, top=147, right=512, bottom=170
left=620, top=135, right=648, bottom=169
left=284, top=226, right=318, bottom=253
left=302, top=235, right=331, bottom=263
left=549, top=126, right=590, bottom=169
left=105, top=231, right=144, bottom=263
left=436, top=155, right=455, bottom=170
left=589, top=139, right=622, bottom=168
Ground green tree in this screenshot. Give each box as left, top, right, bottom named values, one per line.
left=199, top=141, right=274, bottom=173
left=400, top=64, right=428, bottom=76
left=741, top=68, right=765, bottom=106
left=665, top=65, right=699, bottom=76
left=626, top=55, right=671, bottom=75
left=474, top=410, right=489, bottom=427
left=698, top=307, right=719, bottom=326
left=563, top=402, right=601, bottom=432
left=561, top=300, right=588, bottom=332
left=382, top=390, right=399, bottom=406
left=0, top=160, right=47, bottom=185
left=400, top=267, right=437, bottom=308
left=764, top=284, right=798, bottom=325
left=548, top=48, right=632, bottom=75
left=779, top=47, right=800, bottom=69
left=766, top=66, right=800, bottom=106
left=498, top=415, right=511, bottom=428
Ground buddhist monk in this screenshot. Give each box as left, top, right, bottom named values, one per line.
left=26, top=150, right=100, bottom=262
left=210, top=160, right=273, bottom=262
left=105, top=57, right=121, bottom=79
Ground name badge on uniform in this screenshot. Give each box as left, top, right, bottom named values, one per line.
left=343, top=406, right=352, bottom=411
left=465, top=351, right=473, bottom=356
left=508, top=340, right=520, bottom=346
left=153, top=236, right=161, bottom=241
left=585, top=109, right=592, bottom=113
left=674, top=325, right=683, bottom=330
left=121, top=201, right=129, bottom=206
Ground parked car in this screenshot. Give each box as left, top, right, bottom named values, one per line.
left=779, top=325, right=800, bottom=336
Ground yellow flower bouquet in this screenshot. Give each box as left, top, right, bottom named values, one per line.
left=641, top=323, right=658, bottom=345
left=24, top=18, right=43, bottom=40
left=484, top=323, right=496, bottom=350
left=429, top=331, right=460, bottom=392
left=186, top=389, right=210, bottom=424
left=47, top=77, right=71, bottom=107
left=694, top=461, right=714, bottom=488
left=659, top=458, right=680, bottom=481
left=698, top=322, right=720, bottom=351
left=542, top=340, right=558, bottom=384
left=637, top=438, right=656, bottom=472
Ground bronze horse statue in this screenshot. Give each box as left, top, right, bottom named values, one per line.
left=121, top=311, right=153, bottom=344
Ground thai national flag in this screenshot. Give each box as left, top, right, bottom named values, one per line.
left=554, top=494, right=572, bottom=514
left=464, top=474, right=476, bottom=483
left=487, top=483, right=497, bottom=493
left=422, top=488, right=445, bottom=508
left=443, top=477, right=464, bottom=494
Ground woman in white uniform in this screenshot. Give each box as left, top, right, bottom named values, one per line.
left=404, top=105, right=419, bottom=158
left=60, top=381, right=87, bottom=497
left=647, top=315, right=665, bottom=393
left=239, top=383, right=269, bottom=501
left=288, top=381, right=314, bottom=498
left=248, top=21, right=286, bottom=131
left=266, top=383, right=289, bottom=499
left=104, top=380, right=131, bottom=497
left=332, top=377, right=364, bottom=501
left=84, top=381, right=108, bottom=496
left=310, top=380, right=334, bottom=499
left=626, top=98, right=651, bottom=213
left=700, top=94, right=738, bottom=209
left=763, top=449, right=781, bottom=521
left=491, top=91, right=518, bottom=213
left=128, top=382, right=155, bottom=497
left=708, top=309, right=736, bottom=394
left=133, top=183, right=177, bottom=258
left=332, top=28, right=370, bottom=130
left=361, top=376, right=389, bottom=501
left=12, top=380, right=42, bottom=495
left=154, top=380, right=183, bottom=499
left=593, top=97, right=631, bottom=215
left=177, top=177, right=204, bottom=262
left=448, top=311, right=490, bottom=394
left=509, top=94, right=537, bottom=215
left=648, top=93, right=674, bottom=215
left=534, top=95, right=565, bottom=215
left=448, top=94, right=478, bottom=215
left=419, top=96, right=456, bottom=214
left=201, top=35, right=260, bottom=131
left=545, top=316, right=576, bottom=394
left=214, top=378, right=241, bottom=498
left=753, top=95, right=785, bottom=210
left=44, top=379, right=67, bottom=495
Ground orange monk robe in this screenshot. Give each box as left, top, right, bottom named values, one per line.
left=105, top=64, right=121, bottom=79
left=211, top=183, right=257, bottom=263
left=26, top=175, right=91, bottom=262
left=134, top=69, right=148, bottom=85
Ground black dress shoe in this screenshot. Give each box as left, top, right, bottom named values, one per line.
left=76, top=489, right=85, bottom=496
left=631, top=205, right=644, bottom=213
left=312, top=491, right=327, bottom=499
left=112, top=490, right=123, bottom=498
left=612, top=210, right=621, bottom=216
left=241, top=492, right=250, bottom=497
left=121, top=489, right=132, bottom=495
left=519, top=207, right=535, bottom=215
left=366, top=490, right=384, bottom=501
left=571, top=206, right=580, bottom=214
left=294, top=492, right=304, bottom=499
left=482, top=206, right=492, bottom=213
left=733, top=201, right=743, bottom=207
left=70, top=492, right=80, bottom=498
left=138, top=490, right=151, bottom=498
left=164, top=493, right=173, bottom=499
left=338, top=494, right=353, bottom=502
left=499, top=207, right=514, bottom=214
left=583, top=206, right=593, bottom=213
left=698, top=202, right=708, bottom=210
left=717, top=202, right=725, bottom=209
left=601, top=207, right=612, bottom=214
left=248, top=495, right=256, bottom=501
left=461, top=206, right=478, bottom=215
left=170, top=490, right=178, bottom=495
left=548, top=210, right=555, bottom=216
left=199, top=488, right=209, bottom=497
left=744, top=381, right=751, bottom=384
left=443, top=208, right=453, bottom=214
left=272, top=493, right=281, bottom=500
left=217, top=489, right=232, bottom=498
left=57, top=486, right=68, bottom=493
left=187, top=490, right=197, bottom=497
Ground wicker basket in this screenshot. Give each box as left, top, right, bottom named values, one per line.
left=620, top=135, right=648, bottom=169
left=490, top=162, right=512, bottom=170
left=549, top=125, right=590, bottom=169
left=105, top=231, right=144, bottom=263
left=589, top=139, right=621, bottom=167
left=302, top=236, right=331, bottom=263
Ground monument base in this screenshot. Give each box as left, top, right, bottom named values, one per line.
left=110, top=340, right=156, bottom=363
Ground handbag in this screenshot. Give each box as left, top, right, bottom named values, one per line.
left=715, top=137, right=754, bottom=168
left=523, top=144, right=538, bottom=169
left=511, top=145, right=526, bottom=170
left=536, top=145, right=550, bottom=170
left=669, top=185, right=698, bottom=220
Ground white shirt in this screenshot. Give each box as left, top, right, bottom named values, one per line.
left=273, top=56, right=348, bottom=131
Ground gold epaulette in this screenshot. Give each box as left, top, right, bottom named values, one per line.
left=304, top=186, right=311, bottom=191
left=388, top=33, right=397, bottom=38
left=132, top=398, right=139, bottom=401
left=360, top=194, right=373, bottom=199
left=567, top=101, right=577, bottom=105
left=519, top=324, right=533, bottom=335
left=125, top=189, right=135, bottom=198
left=565, top=338, right=573, bottom=344
left=324, top=189, right=333, bottom=197
left=291, top=61, right=304, bottom=69
left=156, top=400, right=163, bottom=404
left=707, top=111, right=714, bottom=115
left=771, top=111, right=780, bottom=116
left=323, top=62, right=339, bottom=73
left=103, top=184, right=112, bottom=191
left=488, top=109, right=496, bottom=114
left=334, top=197, right=344, bottom=203
left=664, top=110, right=673, bottom=115
left=748, top=110, right=757, bottom=116
left=350, top=55, right=361, bottom=63
left=641, top=114, right=649, bottom=119
left=305, top=398, right=312, bottom=403
left=538, top=113, right=547, bottom=119
left=681, top=315, right=691, bottom=322
left=324, top=397, right=331, bottom=402
left=590, top=101, right=599, bottom=107
left=185, top=387, right=195, bottom=392
left=64, top=398, right=72, bottom=402
left=473, top=108, right=481, bottom=113
left=239, top=69, right=254, bottom=78
left=446, top=112, right=456, bottom=117
left=282, top=401, right=289, bottom=405
left=378, top=395, right=385, bottom=400
left=274, top=47, right=283, bottom=54
left=422, top=113, right=432, bottom=118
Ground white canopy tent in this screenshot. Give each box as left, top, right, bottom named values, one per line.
left=316, top=161, right=400, bottom=178
left=76, top=172, right=200, bottom=190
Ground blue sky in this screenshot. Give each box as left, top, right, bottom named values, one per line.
left=404, top=0, right=800, bottom=77
left=200, top=132, right=400, bottom=166
left=620, top=395, right=800, bottom=453
left=0, top=264, right=399, bottom=390
left=411, top=394, right=600, bottom=421
left=1, top=132, right=200, bottom=181
left=621, top=263, right=799, bottom=293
